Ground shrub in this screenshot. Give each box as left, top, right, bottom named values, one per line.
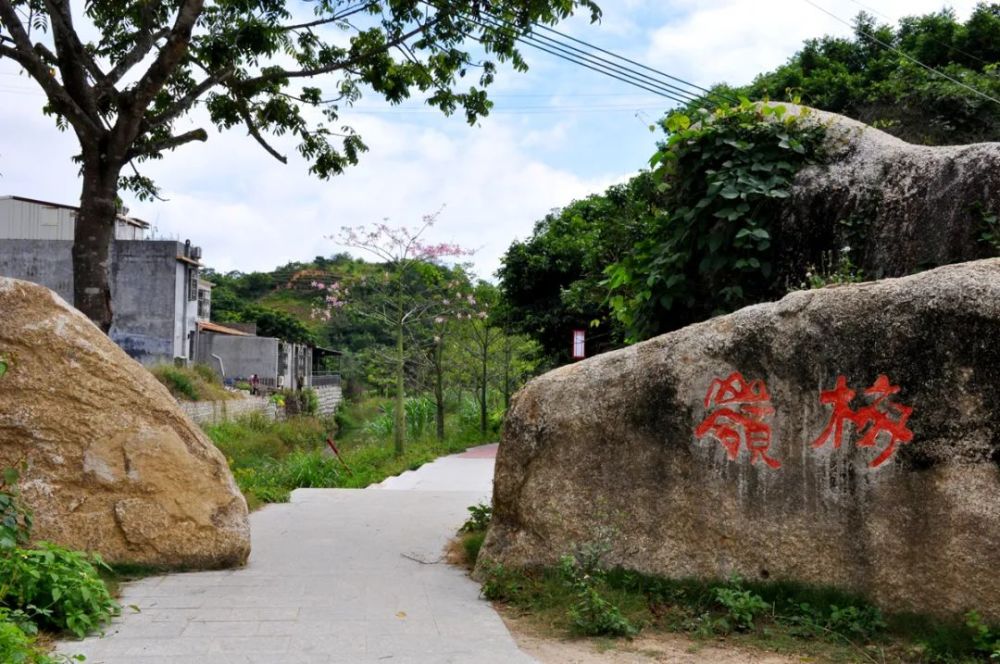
left=0, top=615, right=46, bottom=664
left=0, top=469, right=32, bottom=550
left=191, top=363, right=219, bottom=384
left=459, top=502, right=492, bottom=533
left=0, top=543, right=121, bottom=638
left=150, top=364, right=231, bottom=402
left=559, top=555, right=637, bottom=637
left=461, top=532, right=486, bottom=566
left=712, top=577, right=770, bottom=632
left=151, top=365, right=198, bottom=400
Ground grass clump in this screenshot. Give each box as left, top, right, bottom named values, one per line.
left=150, top=363, right=232, bottom=401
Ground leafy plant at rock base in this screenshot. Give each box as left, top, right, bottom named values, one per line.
left=559, top=555, right=637, bottom=638
left=0, top=543, right=121, bottom=638
left=0, top=469, right=32, bottom=551
left=459, top=502, right=492, bottom=534
left=711, top=576, right=770, bottom=632
left=966, top=610, right=1000, bottom=661
left=797, top=247, right=865, bottom=290
left=606, top=99, right=827, bottom=342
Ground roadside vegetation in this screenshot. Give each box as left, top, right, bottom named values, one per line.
left=150, top=363, right=232, bottom=402
left=204, top=393, right=500, bottom=509
left=455, top=507, right=1000, bottom=663
left=0, top=469, right=119, bottom=663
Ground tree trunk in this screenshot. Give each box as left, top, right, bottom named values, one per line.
left=503, top=335, right=512, bottom=410
left=479, top=343, right=488, bottom=435
left=393, top=291, right=405, bottom=455
left=73, top=159, right=122, bottom=332
left=434, top=341, right=445, bottom=441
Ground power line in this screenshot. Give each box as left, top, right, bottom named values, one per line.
left=455, top=11, right=699, bottom=106
left=530, top=23, right=735, bottom=103
left=801, top=0, right=1000, bottom=107
left=424, top=0, right=728, bottom=108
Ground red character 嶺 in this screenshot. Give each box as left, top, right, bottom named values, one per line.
left=812, top=374, right=914, bottom=468
left=695, top=372, right=781, bottom=469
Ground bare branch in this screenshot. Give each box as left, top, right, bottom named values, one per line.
left=105, top=27, right=169, bottom=85
left=236, top=102, right=287, bottom=163
left=126, top=127, right=208, bottom=160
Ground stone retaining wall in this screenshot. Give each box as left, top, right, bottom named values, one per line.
left=179, top=395, right=279, bottom=425
left=314, top=385, right=343, bottom=416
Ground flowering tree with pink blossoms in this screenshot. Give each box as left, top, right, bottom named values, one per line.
left=317, top=212, right=473, bottom=454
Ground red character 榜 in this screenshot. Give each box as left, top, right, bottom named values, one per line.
left=812, top=374, right=914, bottom=468
left=695, top=372, right=781, bottom=469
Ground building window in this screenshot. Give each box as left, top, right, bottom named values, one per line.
left=188, top=268, right=198, bottom=301
left=197, top=289, right=211, bottom=320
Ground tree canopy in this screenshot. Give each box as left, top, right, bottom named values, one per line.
left=707, top=4, right=1000, bottom=145
left=0, top=0, right=599, bottom=330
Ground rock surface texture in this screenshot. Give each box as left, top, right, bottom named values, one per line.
left=0, top=278, right=250, bottom=568
left=479, top=260, right=1000, bottom=620
left=780, top=104, right=999, bottom=280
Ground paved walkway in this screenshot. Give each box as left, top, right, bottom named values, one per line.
left=57, top=444, right=534, bottom=664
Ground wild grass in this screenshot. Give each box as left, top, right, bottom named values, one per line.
left=150, top=363, right=232, bottom=402
left=204, top=398, right=494, bottom=509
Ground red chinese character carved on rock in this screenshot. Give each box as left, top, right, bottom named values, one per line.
left=812, top=374, right=914, bottom=468
left=695, top=372, right=781, bottom=469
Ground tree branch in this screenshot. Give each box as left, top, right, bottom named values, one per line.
left=115, top=0, right=204, bottom=153
left=244, top=18, right=439, bottom=86
left=126, top=127, right=208, bottom=160
left=146, top=66, right=234, bottom=128
left=42, top=0, right=103, bottom=120
left=105, top=27, right=170, bottom=85
left=236, top=102, right=287, bottom=163
left=0, top=0, right=101, bottom=135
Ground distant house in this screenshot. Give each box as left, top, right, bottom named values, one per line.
left=195, top=321, right=341, bottom=390
left=0, top=195, right=206, bottom=365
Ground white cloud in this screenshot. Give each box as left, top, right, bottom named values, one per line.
left=645, top=0, right=982, bottom=87
left=130, top=112, right=618, bottom=280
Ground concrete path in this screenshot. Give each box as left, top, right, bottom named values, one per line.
left=57, top=444, right=534, bottom=664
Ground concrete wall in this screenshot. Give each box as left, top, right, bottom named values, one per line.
left=0, top=239, right=195, bottom=366
left=198, top=333, right=279, bottom=382
left=179, top=395, right=280, bottom=425
left=0, top=239, right=74, bottom=300
left=313, top=385, right=342, bottom=416
left=110, top=241, right=187, bottom=364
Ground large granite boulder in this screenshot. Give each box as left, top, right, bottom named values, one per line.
left=0, top=278, right=250, bottom=568
left=779, top=104, right=1000, bottom=281
left=479, top=259, right=1000, bottom=620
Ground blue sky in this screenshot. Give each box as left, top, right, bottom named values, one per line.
left=0, top=0, right=982, bottom=279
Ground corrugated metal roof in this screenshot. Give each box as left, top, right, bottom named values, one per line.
left=0, top=195, right=150, bottom=228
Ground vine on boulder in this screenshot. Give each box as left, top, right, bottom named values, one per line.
left=606, top=100, right=827, bottom=341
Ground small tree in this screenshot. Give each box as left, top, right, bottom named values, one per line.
left=316, top=213, right=472, bottom=454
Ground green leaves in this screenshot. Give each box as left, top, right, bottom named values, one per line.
left=606, top=102, right=826, bottom=342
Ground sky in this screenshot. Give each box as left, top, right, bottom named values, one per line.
left=0, top=0, right=982, bottom=280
